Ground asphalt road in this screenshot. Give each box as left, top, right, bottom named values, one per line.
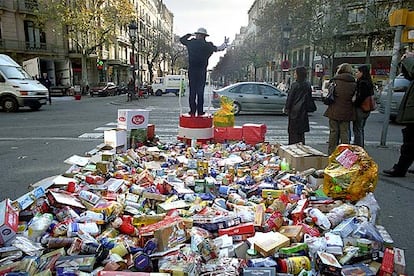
left=0, top=91, right=412, bottom=272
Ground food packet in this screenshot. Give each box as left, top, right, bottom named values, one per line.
left=323, top=144, right=378, bottom=202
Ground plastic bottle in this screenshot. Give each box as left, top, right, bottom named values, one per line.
left=280, top=158, right=290, bottom=172
left=307, top=208, right=331, bottom=230
left=67, top=222, right=100, bottom=237
left=27, top=213, right=54, bottom=240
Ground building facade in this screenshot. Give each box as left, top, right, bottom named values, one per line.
left=0, top=0, right=174, bottom=91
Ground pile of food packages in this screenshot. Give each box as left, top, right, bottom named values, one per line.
left=0, top=138, right=406, bottom=276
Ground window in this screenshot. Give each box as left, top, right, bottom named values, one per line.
left=24, top=20, right=46, bottom=49
left=262, top=85, right=278, bottom=96
left=348, top=8, right=365, bottom=24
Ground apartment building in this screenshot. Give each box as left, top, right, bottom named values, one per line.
left=0, top=0, right=173, bottom=91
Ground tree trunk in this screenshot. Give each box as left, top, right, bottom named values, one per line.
left=365, top=35, right=373, bottom=65
left=81, top=54, right=89, bottom=94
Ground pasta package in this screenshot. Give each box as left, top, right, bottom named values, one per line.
left=323, top=144, right=378, bottom=202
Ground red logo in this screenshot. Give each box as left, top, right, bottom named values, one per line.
left=131, top=115, right=145, bottom=125
left=119, top=116, right=126, bottom=122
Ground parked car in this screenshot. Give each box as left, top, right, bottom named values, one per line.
left=311, top=85, right=323, bottom=100
left=90, top=82, right=118, bottom=97
left=378, top=74, right=411, bottom=121
left=211, top=82, right=287, bottom=115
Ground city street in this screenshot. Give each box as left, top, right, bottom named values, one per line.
left=0, top=91, right=412, bottom=272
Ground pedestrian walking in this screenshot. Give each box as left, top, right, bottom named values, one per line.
left=180, top=27, right=228, bottom=116
left=323, top=63, right=357, bottom=155
left=38, top=72, right=52, bottom=105
left=284, top=66, right=315, bottom=144
left=383, top=56, right=414, bottom=177
left=352, top=65, right=374, bottom=148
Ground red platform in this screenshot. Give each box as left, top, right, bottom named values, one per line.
left=177, top=113, right=213, bottom=145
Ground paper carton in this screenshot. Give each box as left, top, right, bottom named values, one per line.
left=278, top=143, right=328, bottom=171
left=117, top=109, right=150, bottom=130
left=0, top=199, right=19, bottom=245
left=104, top=129, right=127, bottom=151
left=154, top=221, right=187, bottom=251
left=253, top=231, right=290, bottom=257
left=278, top=225, right=304, bottom=243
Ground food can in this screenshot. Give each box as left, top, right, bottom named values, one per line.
left=277, top=256, right=311, bottom=275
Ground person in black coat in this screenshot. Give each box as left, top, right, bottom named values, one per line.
left=180, top=28, right=228, bottom=116
left=352, top=65, right=374, bottom=147
left=284, top=66, right=314, bottom=144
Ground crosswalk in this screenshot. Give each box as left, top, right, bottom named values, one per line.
left=78, top=107, right=331, bottom=145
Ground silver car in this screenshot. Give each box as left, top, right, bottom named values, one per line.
left=211, top=82, right=287, bottom=115
left=378, top=74, right=410, bottom=121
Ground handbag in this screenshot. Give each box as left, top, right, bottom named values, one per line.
left=323, top=81, right=336, bottom=105
left=361, top=95, right=376, bottom=112
left=307, top=96, right=317, bottom=112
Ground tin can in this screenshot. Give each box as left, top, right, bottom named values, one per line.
left=277, top=256, right=311, bottom=275
left=47, top=237, right=75, bottom=249
left=67, top=181, right=76, bottom=193
left=133, top=251, right=152, bottom=272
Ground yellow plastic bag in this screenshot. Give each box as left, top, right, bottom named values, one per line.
left=213, top=96, right=235, bottom=127
left=323, top=144, right=378, bottom=202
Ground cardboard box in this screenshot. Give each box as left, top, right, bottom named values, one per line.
left=278, top=144, right=328, bottom=171
left=278, top=225, right=304, bottom=243
left=379, top=248, right=394, bottom=276
left=227, top=126, right=243, bottom=140
left=253, top=231, right=290, bottom=257
left=316, top=251, right=342, bottom=276
left=218, top=223, right=255, bottom=237
left=104, top=129, right=127, bottom=149
left=243, top=267, right=276, bottom=276
left=153, top=220, right=187, bottom=251
left=0, top=199, right=19, bottom=245
left=393, top=247, right=406, bottom=275
left=117, top=109, right=150, bottom=130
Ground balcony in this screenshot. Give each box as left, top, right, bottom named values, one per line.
left=0, top=38, right=66, bottom=55
left=16, top=0, right=38, bottom=13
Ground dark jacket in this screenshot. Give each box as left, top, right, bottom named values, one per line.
left=285, top=80, right=312, bottom=134
left=323, top=73, right=356, bottom=121
left=397, top=57, right=414, bottom=124
left=354, top=79, right=374, bottom=109
left=180, top=34, right=216, bottom=70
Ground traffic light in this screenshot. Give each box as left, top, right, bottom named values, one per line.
left=97, top=60, right=104, bottom=70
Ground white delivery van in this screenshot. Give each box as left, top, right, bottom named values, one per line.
left=0, top=54, right=48, bottom=112
left=151, top=75, right=186, bottom=96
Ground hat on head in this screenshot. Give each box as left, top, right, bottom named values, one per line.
left=195, top=27, right=209, bottom=36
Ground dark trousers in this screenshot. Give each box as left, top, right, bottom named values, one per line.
left=395, top=124, right=414, bottom=172
left=288, top=132, right=305, bottom=145
left=188, top=68, right=207, bottom=115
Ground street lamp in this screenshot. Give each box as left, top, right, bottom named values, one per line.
left=128, top=21, right=138, bottom=91
left=281, top=24, right=292, bottom=82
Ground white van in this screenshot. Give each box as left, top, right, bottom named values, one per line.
left=0, top=54, right=48, bottom=112
left=151, top=75, right=186, bottom=96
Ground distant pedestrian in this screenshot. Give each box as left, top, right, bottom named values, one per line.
left=352, top=65, right=374, bottom=148
left=39, top=72, right=52, bottom=105
left=180, top=27, right=228, bottom=116
left=383, top=56, right=414, bottom=177
left=324, top=63, right=357, bottom=155
left=285, top=66, right=314, bottom=144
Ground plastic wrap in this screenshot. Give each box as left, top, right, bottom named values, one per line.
left=323, top=144, right=378, bottom=202
left=213, top=96, right=235, bottom=127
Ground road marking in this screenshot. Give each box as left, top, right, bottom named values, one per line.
left=78, top=133, right=104, bottom=139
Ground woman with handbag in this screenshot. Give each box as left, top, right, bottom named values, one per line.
left=323, top=63, right=357, bottom=154
left=352, top=65, right=374, bottom=148
left=284, top=66, right=315, bottom=144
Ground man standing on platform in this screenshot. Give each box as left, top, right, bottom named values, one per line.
left=180, top=28, right=228, bottom=116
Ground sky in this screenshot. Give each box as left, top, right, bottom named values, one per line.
left=163, top=0, right=255, bottom=69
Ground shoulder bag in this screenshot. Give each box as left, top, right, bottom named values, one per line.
left=361, top=95, right=376, bottom=112
left=323, top=81, right=336, bottom=105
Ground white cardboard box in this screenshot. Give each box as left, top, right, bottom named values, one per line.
left=104, top=129, right=127, bottom=148
left=117, top=109, right=150, bottom=130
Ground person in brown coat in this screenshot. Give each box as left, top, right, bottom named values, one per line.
left=324, top=63, right=356, bottom=154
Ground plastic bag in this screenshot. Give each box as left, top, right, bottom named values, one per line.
left=323, top=144, right=378, bottom=202
left=213, top=96, right=235, bottom=127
